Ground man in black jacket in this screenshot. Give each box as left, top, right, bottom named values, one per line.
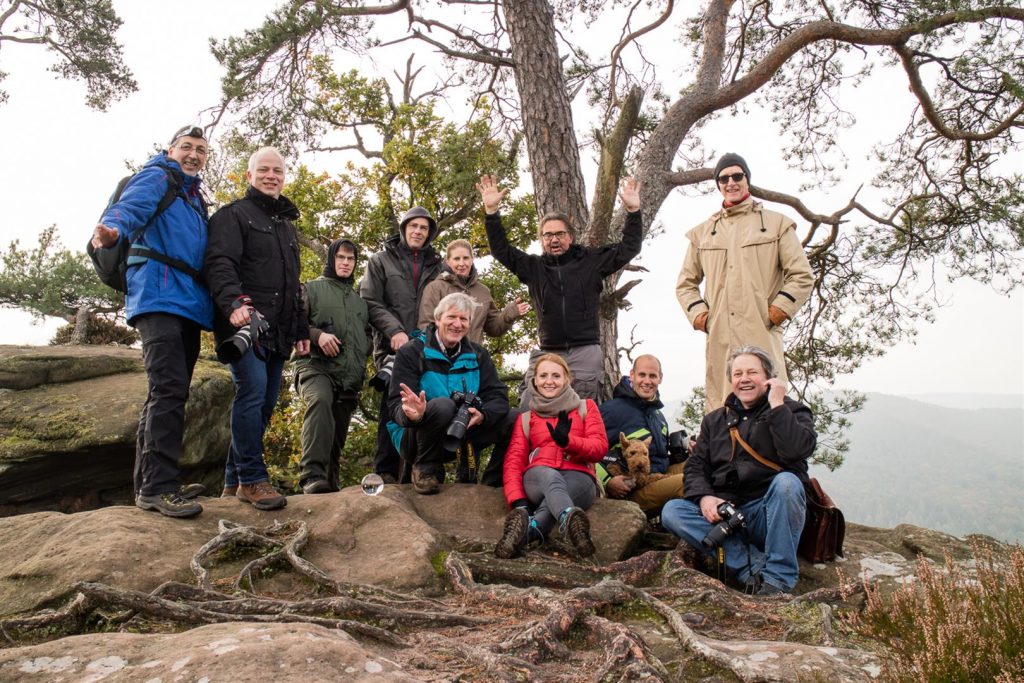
left=359, top=206, right=442, bottom=482
left=205, top=146, right=310, bottom=511
left=662, top=345, right=816, bottom=595
left=477, top=175, right=642, bottom=405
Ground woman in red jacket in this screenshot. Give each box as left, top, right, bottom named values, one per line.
left=496, top=354, right=609, bottom=558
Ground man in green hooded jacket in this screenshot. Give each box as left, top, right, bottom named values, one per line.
left=293, top=239, right=371, bottom=493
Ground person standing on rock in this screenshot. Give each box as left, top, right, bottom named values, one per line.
left=90, top=125, right=214, bottom=519
left=662, top=346, right=816, bottom=595
left=360, top=206, right=443, bottom=484
left=478, top=174, right=643, bottom=406
left=205, top=147, right=309, bottom=511
left=293, top=239, right=370, bottom=494
left=676, top=153, right=813, bottom=412
left=417, top=239, right=530, bottom=345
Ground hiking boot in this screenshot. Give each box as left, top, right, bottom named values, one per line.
left=495, top=508, right=529, bottom=559
left=560, top=507, right=595, bottom=558
left=302, top=478, right=331, bottom=495
left=411, top=467, right=441, bottom=495
left=178, top=483, right=206, bottom=500
left=757, top=581, right=786, bottom=597
left=136, top=492, right=202, bottom=519
left=221, top=486, right=238, bottom=498
left=379, top=473, right=398, bottom=485
left=236, top=481, right=287, bottom=511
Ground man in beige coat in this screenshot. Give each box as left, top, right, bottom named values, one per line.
left=677, top=153, right=813, bottom=412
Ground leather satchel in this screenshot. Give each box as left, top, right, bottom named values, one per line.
left=729, top=424, right=846, bottom=563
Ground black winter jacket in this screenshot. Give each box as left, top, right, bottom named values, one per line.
left=598, top=377, right=671, bottom=474
left=684, top=392, right=816, bottom=505
left=205, top=187, right=309, bottom=356
left=359, top=234, right=442, bottom=370
left=485, top=211, right=643, bottom=349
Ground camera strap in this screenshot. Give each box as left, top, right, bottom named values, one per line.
left=728, top=422, right=782, bottom=472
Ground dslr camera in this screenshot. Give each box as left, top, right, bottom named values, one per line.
left=443, top=390, right=483, bottom=452
left=701, top=501, right=747, bottom=549
left=217, top=309, right=270, bottom=363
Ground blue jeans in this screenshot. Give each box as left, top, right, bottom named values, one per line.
left=661, top=473, right=806, bottom=591
left=223, top=348, right=285, bottom=488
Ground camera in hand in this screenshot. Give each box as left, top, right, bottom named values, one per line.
left=443, top=390, right=483, bottom=452
left=701, top=501, right=747, bottom=548
left=217, top=309, right=270, bottom=363
left=667, top=429, right=689, bottom=463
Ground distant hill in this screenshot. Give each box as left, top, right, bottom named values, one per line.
left=662, top=392, right=1024, bottom=544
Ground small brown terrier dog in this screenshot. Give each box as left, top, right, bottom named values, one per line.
left=606, top=433, right=667, bottom=489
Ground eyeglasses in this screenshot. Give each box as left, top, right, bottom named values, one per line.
left=541, top=230, right=569, bottom=241
left=717, top=172, right=746, bottom=185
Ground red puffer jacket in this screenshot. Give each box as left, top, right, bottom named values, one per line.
left=502, top=399, right=608, bottom=507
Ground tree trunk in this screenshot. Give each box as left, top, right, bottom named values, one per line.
left=69, top=308, right=92, bottom=345
left=503, top=0, right=589, bottom=230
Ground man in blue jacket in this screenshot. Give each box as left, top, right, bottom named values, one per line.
left=90, top=125, right=214, bottom=519
left=598, top=354, right=685, bottom=516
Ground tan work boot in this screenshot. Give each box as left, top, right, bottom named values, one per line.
left=236, top=481, right=287, bottom=510
left=221, top=486, right=238, bottom=498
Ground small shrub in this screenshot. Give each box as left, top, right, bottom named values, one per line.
left=853, top=543, right=1024, bottom=682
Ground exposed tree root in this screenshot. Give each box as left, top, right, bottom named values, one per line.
left=1, top=521, right=879, bottom=682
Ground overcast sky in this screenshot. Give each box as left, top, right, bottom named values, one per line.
left=1, top=1, right=1021, bottom=401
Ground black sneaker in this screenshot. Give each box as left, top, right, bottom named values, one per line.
left=178, top=483, right=206, bottom=500
left=302, top=478, right=331, bottom=495
left=136, top=492, right=202, bottom=519
left=560, top=507, right=595, bottom=558
left=495, top=508, right=529, bottom=559
left=411, top=467, right=441, bottom=495
left=757, top=581, right=787, bottom=596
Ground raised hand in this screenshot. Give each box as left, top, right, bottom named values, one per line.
left=399, top=382, right=428, bottom=422
left=475, top=174, right=509, bottom=215
left=546, top=409, right=572, bottom=447
left=617, top=176, right=640, bottom=212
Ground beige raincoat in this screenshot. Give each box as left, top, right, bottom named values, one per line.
left=676, top=198, right=813, bottom=411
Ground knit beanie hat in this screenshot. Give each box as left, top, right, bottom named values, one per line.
left=714, top=153, right=751, bottom=182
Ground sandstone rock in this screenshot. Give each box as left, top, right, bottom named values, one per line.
left=0, top=622, right=416, bottom=682
left=0, top=345, right=233, bottom=515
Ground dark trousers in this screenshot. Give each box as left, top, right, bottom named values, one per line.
left=373, top=389, right=404, bottom=481
left=133, top=313, right=201, bottom=496
left=400, top=398, right=516, bottom=486
left=296, top=370, right=356, bottom=490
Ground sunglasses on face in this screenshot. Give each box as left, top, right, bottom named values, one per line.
left=717, top=172, right=746, bottom=185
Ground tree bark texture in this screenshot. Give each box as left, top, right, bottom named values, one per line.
left=503, top=0, right=589, bottom=232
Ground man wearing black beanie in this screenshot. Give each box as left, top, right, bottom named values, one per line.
left=676, top=153, right=813, bottom=412
left=293, top=239, right=371, bottom=493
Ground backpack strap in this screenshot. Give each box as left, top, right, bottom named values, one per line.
left=125, top=167, right=204, bottom=282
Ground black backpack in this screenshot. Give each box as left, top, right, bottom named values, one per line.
left=86, top=166, right=204, bottom=293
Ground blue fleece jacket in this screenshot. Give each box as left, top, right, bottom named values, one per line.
left=99, top=153, right=213, bottom=329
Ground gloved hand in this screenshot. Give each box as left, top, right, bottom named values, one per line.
left=547, top=410, right=572, bottom=447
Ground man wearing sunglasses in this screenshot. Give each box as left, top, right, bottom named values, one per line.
left=676, top=153, right=813, bottom=412
left=90, top=125, right=214, bottom=519
left=478, top=175, right=642, bottom=407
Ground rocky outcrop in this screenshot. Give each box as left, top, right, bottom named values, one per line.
left=0, top=345, right=233, bottom=515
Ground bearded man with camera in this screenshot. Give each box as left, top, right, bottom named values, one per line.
left=205, top=146, right=309, bottom=510
left=389, top=293, right=513, bottom=495
left=661, top=345, right=816, bottom=595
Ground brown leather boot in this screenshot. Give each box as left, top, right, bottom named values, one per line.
left=221, top=486, right=238, bottom=498
left=236, top=481, right=287, bottom=510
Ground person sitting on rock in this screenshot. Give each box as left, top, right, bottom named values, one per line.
left=389, top=292, right=514, bottom=494
left=598, top=354, right=686, bottom=517
left=496, top=354, right=608, bottom=559
left=661, top=345, right=816, bottom=595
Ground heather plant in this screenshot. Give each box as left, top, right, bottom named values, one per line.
left=854, top=544, right=1024, bottom=682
